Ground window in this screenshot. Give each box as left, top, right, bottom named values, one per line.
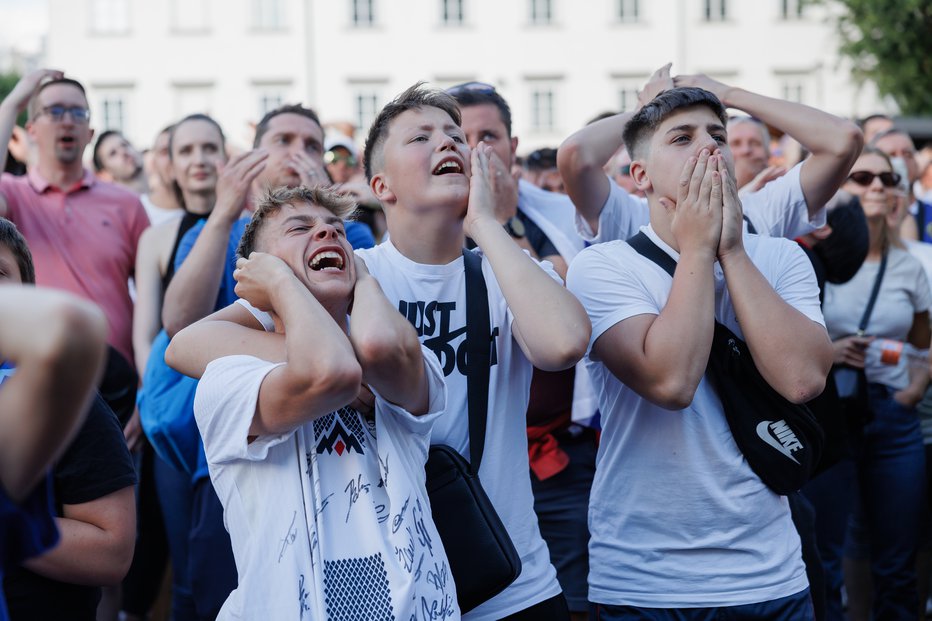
left=530, top=0, right=552, bottom=25
left=90, top=0, right=130, bottom=34
left=780, top=0, right=803, bottom=19
left=618, top=0, right=639, bottom=23
left=780, top=76, right=806, bottom=103
left=172, top=0, right=210, bottom=32
left=252, top=0, right=285, bottom=30
left=442, top=0, right=465, bottom=25
left=617, top=83, right=640, bottom=112
left=174, top=84, right=214, bottom=117
left=530, top=85, right=557, bottom=132
left=96, top=89, right=130, bottom=131
left=703, top=0, right=726, bottom=21
left=354, top=89, right=382, bottom=134
left=255, top=83, right=290, bottom=117
left=352, top=0, right=375, bottom=26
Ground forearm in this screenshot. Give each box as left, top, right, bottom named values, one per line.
left=558, top=112, right=634, bottom=232
left=721, top=250, right=831, bottom=402
left=348, top=274, right=427, bottom=414
left=161, top=219, right=233, bottom=337
left=0, top=100, right=16, bottom=174
left=724, top=88, right=862, bottom=210
left=641, top=254, right=716, bottom=406
left=470, top=218, right=589, bottom=371
left=23, top=488, right=136, bottom=586
left=0, top=291, right=107, bottom=501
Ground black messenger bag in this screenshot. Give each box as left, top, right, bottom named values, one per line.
left=424, top=249, right=521, bottom=613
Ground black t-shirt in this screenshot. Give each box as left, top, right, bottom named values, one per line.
left=4, top=394, right=137, bottom=621
left=516, top=210, right=559, bottom=260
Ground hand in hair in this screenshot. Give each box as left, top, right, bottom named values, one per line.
left=637, top=63, right=674, bottom=109
left=1, top=68, right=64, bottom=115
left=672, top=74, right=735, bottom=105
left=233, top=252, right=296, bottom=313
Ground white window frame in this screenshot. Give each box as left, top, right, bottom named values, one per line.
left=618, top=0, right=639, bottom=23
left=95, top=88, right=130, bottom=132
left=780, top=0, right=804, bottom=20
left=529, top=82, right=559, bottom=133
left=530, top=0, right=553, bottom=25
left=89, top=0, right=130, bottom=35
left=252, top=0, right=286, bottom=30
left=352, top=87, right=383, bottom=135
left=352, top=0, right=376, bottom=26
left=442, top=0, right=465, bottom=26
left=703, top=0, right=727, bottom=22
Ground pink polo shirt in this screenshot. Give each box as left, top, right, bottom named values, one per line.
left=1, top=168, right=150, bottom=366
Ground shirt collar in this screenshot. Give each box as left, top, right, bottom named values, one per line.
left=27, top=167, right=96, bottom=194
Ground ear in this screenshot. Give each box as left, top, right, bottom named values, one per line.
left=370, top=172, right=395, bottom=205
left=509, top=135, right=519, bottom=165
left=629, top=159, right=652, bottom=194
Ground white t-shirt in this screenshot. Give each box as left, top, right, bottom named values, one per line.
left=567, top=225, right=824, bottom=607
left=575, top=163, right=822, bottom=244
left=355, top=241, right=563, bottom=620
left=195, top=346, right=459, bottom=621
left=823, top=246, right=932, bottom=390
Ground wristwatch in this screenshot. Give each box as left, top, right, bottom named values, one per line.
left=503, top=215, right=526, bottom=239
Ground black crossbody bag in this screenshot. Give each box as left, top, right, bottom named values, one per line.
left=423, top=250, right=522, bottom=613
left=627, top=232, right=824, bottom=495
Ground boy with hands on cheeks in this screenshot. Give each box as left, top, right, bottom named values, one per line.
left=166, top=186, right=456, bottom=620
left=567, top=87, right=832, bottom=620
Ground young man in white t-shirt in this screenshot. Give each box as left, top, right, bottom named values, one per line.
left=566, top=87, right=834, bottom=620
left=165, top=186, right=458, bottom=620
left=355, top=84, right=590, bottom=621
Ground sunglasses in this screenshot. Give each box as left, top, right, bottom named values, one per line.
left=446, top=81, right=497, bottom=97
left=847, top=170, right=901, bottom=188
left=39, top=105, right=91, bottom=123
left=324, top=151, right=358, bottom=167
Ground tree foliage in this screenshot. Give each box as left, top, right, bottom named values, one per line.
left=826, top=0, right=932, bottom=115
left=0, top=73, right=27, bottom=126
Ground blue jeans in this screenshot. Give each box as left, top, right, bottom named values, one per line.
left=153, top=452, right=198, bottom=621
left=802, top=459, right=856, bottom=621
left=845, top=384, right=926, bottom=621
left=590, top=589, right=814, bottom=620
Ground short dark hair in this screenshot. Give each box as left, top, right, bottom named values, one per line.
left=860, top=113, right=892, bottom=129
left=447, top=81, right=512, bottom=137
left=363, top=82, right=462, bottom=181
left=525, top=147, right=558, bottom=171
left=253, top=104, right=322, bottom=148
left=622, top=87, right=727, bottom=160
left=870, top=128, right=915, bottom=148
left=236, top=185, right=357, bottom=260
left=92, top=129, right=122, bottom=171
left=0, top=217, right=35, bottom=284
left=27, top=78, right=88, bottom=122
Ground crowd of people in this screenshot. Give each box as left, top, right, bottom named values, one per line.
left=1, top=59, right=932, bottom=621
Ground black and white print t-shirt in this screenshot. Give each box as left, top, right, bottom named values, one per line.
left=195, top=347, right=458, bottom=621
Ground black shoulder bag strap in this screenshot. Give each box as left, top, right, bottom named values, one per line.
left=856, top=251, right=888, bottom=336
left=463, top=249, right=492, bottom=475
left=627, top=230, right=678, bottom=277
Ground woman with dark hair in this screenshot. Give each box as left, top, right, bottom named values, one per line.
left=822, top=147, right=931, bottom=621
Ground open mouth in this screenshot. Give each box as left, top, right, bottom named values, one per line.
left=58, top=136, right=76, bottom=147
left=308, top=250, right=345, bottom=271
left=432, top=158, right=464, bottom=175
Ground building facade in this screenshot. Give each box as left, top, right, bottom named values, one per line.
left=46, top=0, right=889, bottom=153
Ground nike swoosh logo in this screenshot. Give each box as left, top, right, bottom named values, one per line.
left=756, top=420, right=800, bottom=464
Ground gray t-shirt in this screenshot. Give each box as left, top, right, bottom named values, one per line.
left=823, top=246, right=932, bottom=390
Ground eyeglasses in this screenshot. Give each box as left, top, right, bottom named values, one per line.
left=847, top=170, right=901, bottom=188
left=39, top=105, right=91, bottom=123
left=324, top=151, right=358, bottom=167
left=446, top=81, right=497, bottom=97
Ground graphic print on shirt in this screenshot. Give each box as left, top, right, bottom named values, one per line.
left=314, top=407, right=366, bottom=456
left=398, top=299, right=499, bottom=376
left=323, top=552, right=395, bottom=621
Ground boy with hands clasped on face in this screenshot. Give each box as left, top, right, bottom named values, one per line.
left=567, top=87, right=833, bottom=620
